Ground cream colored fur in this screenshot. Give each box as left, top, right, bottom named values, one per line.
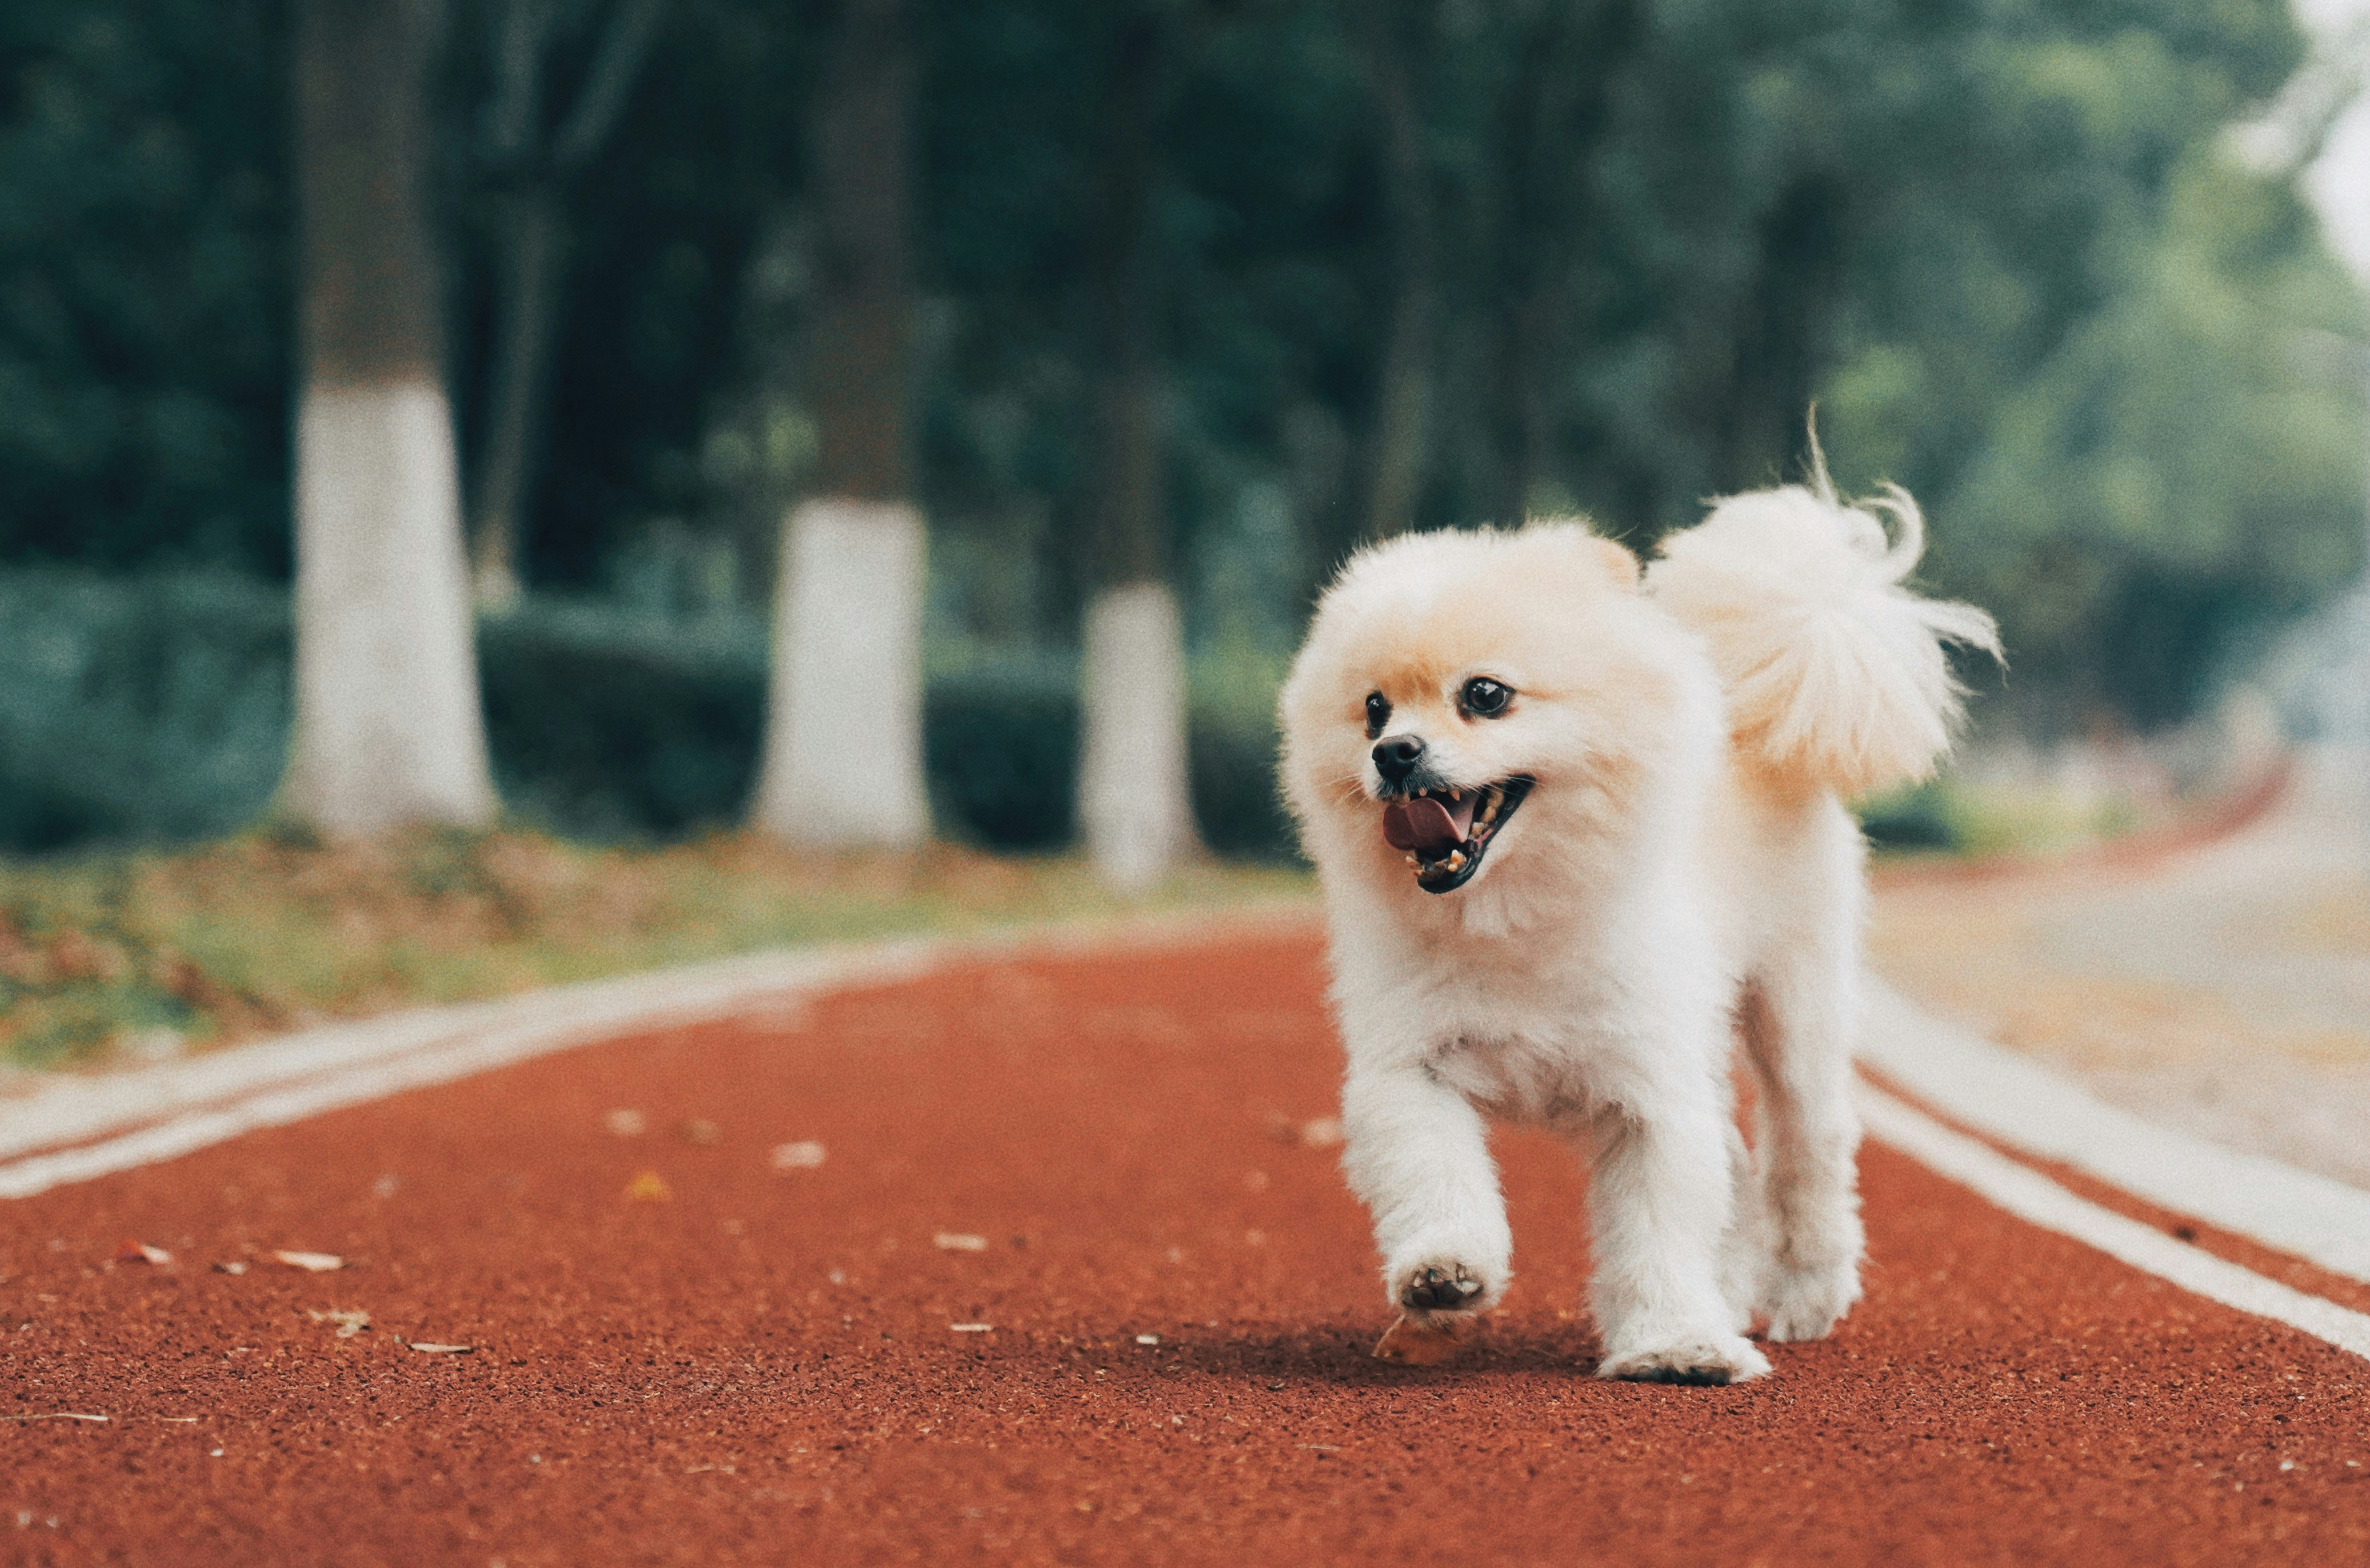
left=1278, top=473, right=1995, bottom=1385
left=1648, top=464, right=2001, bottom=795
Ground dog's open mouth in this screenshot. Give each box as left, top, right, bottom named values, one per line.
left=1380, top=777, right=1533, bottom=894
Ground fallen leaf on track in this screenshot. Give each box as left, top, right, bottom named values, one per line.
left=304, top=1309, right=370, bottom=1339
left=949, top=1323, right=994, bottom=1333
left=1372, top=1313, right=1464, bottom=1366
left=605, top=1109, right=647, bottom=1137
left=2, top=1413, right=109, bottom=1423
left=770, top=1141, right=826, bottom=1171
left=405, top=1342, right=474, bottom=1355
left=211, top=1261, right=247, bottom=1275
left=624, top=1170, right=672, bottom=1201
left=1298, top=1117, right=1345, bottom=1150
left=113, top=1240, right=171, bottom=1266
left=677, top=1119, right=722, bottom=1146
left=933, top=1233, right=988, bottom=1251
left=271, top=1251, right=345, bottom=1273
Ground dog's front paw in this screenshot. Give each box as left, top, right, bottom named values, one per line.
left=1596, top=1334, right=1770, bottom=1386
left=1757, top=1261, right=1862, bottom=1343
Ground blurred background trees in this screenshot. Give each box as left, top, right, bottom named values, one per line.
left=0, top=0, right=2363, bottom=856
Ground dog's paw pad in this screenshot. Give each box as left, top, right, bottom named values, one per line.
left=1398, top=1262, right=1487, bottom=1313
left=1596, top=1337, right=1770, bottom=1386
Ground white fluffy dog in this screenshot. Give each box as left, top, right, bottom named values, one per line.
left=1278, top=462, right=1997, bottom=1383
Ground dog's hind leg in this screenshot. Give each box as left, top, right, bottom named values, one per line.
left=1738, top=941, right=1867, bottom=1342
left=1717, top=1095, right=1772, bottom=1335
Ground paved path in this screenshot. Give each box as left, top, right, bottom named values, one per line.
left=4, top=929, right=2367, bottom=1564
left=1871, top=747, right=2370, bottom=1189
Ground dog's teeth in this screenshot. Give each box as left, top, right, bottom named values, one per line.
left=1404, top=854, right=1418, bottom=867
left=1445, top=851, right=1466, bottom=871
left=1449, top=787, right=1461, bottom=801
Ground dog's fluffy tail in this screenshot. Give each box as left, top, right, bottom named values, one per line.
left=1645, top=454, right=2000, bottom=797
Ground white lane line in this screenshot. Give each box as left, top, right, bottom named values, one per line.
left=0, top=946, right=930, bottom=1201
left=1861, top=981, right=2370, bottom=1285
left=1859, top=1083, right=2370, bottom=1362
left=0, top=904, right=1317, bottom=1202
left=0, top=946, right=908, bottom=1169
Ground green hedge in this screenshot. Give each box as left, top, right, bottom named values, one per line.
left=0, top=573, right=1299, bottom=859
left=0, top=572, right=290, bottom=851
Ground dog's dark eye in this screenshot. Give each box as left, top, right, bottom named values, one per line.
left=1364, top=692, right=1391, bottom=738
left=1460, top=677, right=1514, bottom=718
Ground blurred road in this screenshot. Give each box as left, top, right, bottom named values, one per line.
left=1872, top=747, right=2370, bottom=1190
left=3, top=926, right=2366, bottom=1563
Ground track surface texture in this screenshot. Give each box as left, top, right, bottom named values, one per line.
left=6, top=932, right=2367, bottom=1565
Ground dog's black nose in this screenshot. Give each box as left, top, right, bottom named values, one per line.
left=1372, top=735, right=1426, bottom=786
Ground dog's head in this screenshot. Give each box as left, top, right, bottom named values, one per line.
left=1279, top=523, right=1713, bottom=899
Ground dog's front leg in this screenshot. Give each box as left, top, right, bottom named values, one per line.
left=1340, top=1063, right=1511, bottom=1323
left=1584, top=1082, right=1772, bottom=1386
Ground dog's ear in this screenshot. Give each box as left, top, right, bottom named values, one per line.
left=1592, top=537, right=1641, bottom=590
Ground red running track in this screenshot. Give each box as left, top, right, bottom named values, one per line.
left=3, top=931, right=2365, bottom=1564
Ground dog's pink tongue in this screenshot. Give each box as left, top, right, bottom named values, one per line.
left=1381, top=794, right=1473, bottom=856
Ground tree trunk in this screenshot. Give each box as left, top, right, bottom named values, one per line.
left=282, top=0, right=497, bottom=835
left=752, top=498, right=930, bottom=845
left=1079, top=581, right=1194, bottom=889
left=467, top=0, right=668, bottom=609
left=1351, top=0, right=1436, bottom=540
left=469, top=183, right=563, bottom=610
left=1078, top=9, right=1198, bottom=890
left=749, top=0, right=930, bottom=848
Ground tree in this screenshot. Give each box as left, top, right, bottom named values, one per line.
left=748, top=0, right=931, bottom=849
left=1076, top=3, right=1201, bottom=891
left=280, top=0, right=497, bottom=834
left=466, top=0, right=669, bottom=609
left=0, top=1, right=291, bottom=575
left=1342, top=0, right=1436, bottom=540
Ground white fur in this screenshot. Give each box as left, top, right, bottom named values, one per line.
left=1278, top=485, right=1995, bottom=1384
left=1647, top=469, right=2001, bottom=795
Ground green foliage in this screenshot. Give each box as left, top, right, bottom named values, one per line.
left=478, top=602, right=770, bottom=838
left=0, top=0, right=2363, bottom=762
left=0, top=575, right=1300, bottom=858
left=1857, top=774, right=2143, bottom=860
left=925, top=658, right=1081, bottom=850
left=0, top=570, right=287, bottom=850
left=1932, top=156, right=2368, bottom=727
left=0, top=3, right=289, bottom=572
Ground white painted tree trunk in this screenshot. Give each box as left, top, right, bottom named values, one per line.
left=1079, top=581, right=1198, bottom=891
left=752, top=498, right=931, bottom=847
left=281, top=378, right=498, bottom=835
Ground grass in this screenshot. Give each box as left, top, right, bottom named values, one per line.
left=0, top=827, right=1312, bottom=1071
left=0, top=765, right=2168, bottom=1074
left=1857, top=775, right=2146, bottom=862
